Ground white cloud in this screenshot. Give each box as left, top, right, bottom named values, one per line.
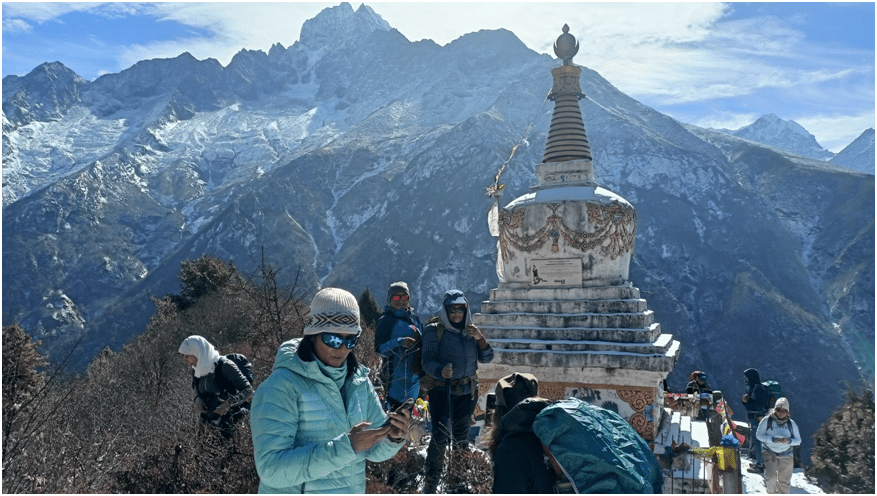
left=1, top=2, right=104, bottom=23
left=3, top=18, right=33, bottom=34
left=798, top=112, right=876, bottom=153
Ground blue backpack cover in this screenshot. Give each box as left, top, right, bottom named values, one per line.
left=532, top=398, right=663, bottom=494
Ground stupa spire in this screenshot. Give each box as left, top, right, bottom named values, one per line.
left=542, top=25, right=593, bottom=164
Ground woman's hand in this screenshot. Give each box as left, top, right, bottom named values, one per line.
left=466, top=325, right=484, bottom=341
left=349, top=422, right=390, bottom=453
left=194, top=397, right=208, bottom=414
left=441, top=363, right=453, bottom=379
left=214, top=401, right=230, bottom=416
left=385, top=409, right=412, bottom=441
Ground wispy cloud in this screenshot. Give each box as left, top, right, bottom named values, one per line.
left=2, top=2, right=103, bottom=23
left=3, top=18, right=33, bottom=34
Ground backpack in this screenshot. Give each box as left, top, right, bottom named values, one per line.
left=533, top=398, right=663, bottom=494
left=762, top=380, right=784, bottom=408
left=215, top=353, right=253, bottom=394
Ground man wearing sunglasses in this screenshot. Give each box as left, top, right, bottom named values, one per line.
left=375, top=281, right=424, bottom=411
left=250, top=288, right=411, bottom=493
left=421, top=289, right=494, bottom=493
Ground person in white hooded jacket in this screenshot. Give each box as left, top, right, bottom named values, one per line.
left=755, top=397, right=801, bottom=493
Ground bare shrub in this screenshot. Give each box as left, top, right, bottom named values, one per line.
left=807, top=382, right=875, bottom=493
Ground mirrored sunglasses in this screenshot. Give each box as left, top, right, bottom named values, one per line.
left=447, top=306, right=466, bottom=315
left=320, top=332, right=360, bottom=349
left=391, top=294, right=410, bottom=301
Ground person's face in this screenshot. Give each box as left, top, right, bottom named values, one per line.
left=182, top=354, right=198, bottom=367
left=447, top=304, right=466, bottom=324
left=313, top=334, right=353, bottom=368
left=775, top=408, right=789, bottom=419
left=389, top=292, right=409, bottom=310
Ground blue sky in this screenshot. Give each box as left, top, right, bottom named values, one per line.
left=2, top=2, right=874, bottom=152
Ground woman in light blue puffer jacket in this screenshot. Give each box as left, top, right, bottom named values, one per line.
left=251, top=288, right=410, bottom=493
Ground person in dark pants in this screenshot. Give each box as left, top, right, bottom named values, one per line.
left=742, top=367, right=770, bottom=472
left=179, top=335, right=254, bottom=439
left=374, top=281, right=423, bottom=411
left=420, top=290, right=494, bottom=493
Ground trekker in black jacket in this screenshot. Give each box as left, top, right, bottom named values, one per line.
left=489, top=373, right=557, bottom=494
left=179, top=335, right=254, bottom=438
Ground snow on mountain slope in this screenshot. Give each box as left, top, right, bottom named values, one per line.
left=2, top=3, right=872, bottom=464
left=830, top=128, right=875, bottom=174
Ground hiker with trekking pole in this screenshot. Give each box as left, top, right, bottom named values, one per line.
left=374, top=281, right=424, bottom=412
left=419, top=290, right=494, bottom=494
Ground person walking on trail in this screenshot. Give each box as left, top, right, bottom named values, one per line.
left=742, top=367, right=770, bottom=472
left=250, top=288, right=410, bottom=493
left=756, top=397, right=801, bottom=493
left=179, top=335, right=254, bottom=439
left=374, top=281, right=423, bottom=411
left=488, top=373, right=558, bottom=494
left=420, top=289, right=494, bottom=494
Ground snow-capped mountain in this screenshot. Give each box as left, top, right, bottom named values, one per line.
left=830, top=128, right=875, bottom=174
left=2, top=2, right=873, bottom=460
left=719, top=113, right=836, bottom=161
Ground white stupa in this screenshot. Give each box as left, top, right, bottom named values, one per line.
left=476, top=25, right=680, bottom=441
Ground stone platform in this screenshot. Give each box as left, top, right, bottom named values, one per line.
left=472, top=283, right=680, bottom=440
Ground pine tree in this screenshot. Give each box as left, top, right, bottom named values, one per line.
left=807, top=383, right=875, bottom=493
left=358, top=288, right=383, bottom=330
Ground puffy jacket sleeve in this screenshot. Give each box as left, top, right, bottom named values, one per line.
left=250, top=369, right=358, bottom=488
left=374, top=314, right=395, bottom=356
left=358, top=371, right=406, bottom=462
left=477, top=339, right=494, bottom=364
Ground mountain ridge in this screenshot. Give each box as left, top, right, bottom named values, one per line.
left=2, top=4, right=873, bottom=462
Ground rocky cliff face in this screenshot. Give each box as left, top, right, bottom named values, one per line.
left=2, top=3, right=873, bottom=459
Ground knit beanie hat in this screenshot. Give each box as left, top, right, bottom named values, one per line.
left=774, top=397, right=790, bottom=411
left=387, top=281, right=410, bottom=300
left=303, top=288, right=361, bottom=336
left=495, top=372, right=539, bottom=410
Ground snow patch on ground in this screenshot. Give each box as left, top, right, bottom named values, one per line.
left=741, top=456, right=824, bottom=494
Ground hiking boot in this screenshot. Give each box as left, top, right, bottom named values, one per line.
left=746, top=463, right=765, bottom=474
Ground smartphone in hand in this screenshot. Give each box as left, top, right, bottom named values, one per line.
left=395, top=398, right=415, bottom=414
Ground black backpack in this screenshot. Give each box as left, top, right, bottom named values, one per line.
left=215, top=353, right=253, bottom=394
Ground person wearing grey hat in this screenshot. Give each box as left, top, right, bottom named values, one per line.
left=250, top=288, right=411, bottom=493
left=756, top=397, right=801, bottom=493
left=374, top=281, right=424, bottom=411
left=421, top=289, right=494, bottom=493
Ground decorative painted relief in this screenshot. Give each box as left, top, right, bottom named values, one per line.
left=533, top=382, right=657, bottom=440
left=498, top=202, right=636, bottom=263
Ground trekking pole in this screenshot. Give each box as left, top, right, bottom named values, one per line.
left=446, top=363, right=453, bottom=452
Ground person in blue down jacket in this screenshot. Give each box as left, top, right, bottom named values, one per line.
left=756, top=397, right=801, bottom=494
left=374, top=281, right=423, bottom=411
left=420, top=289, right=494, bottom=493
left=250, top=288, right=411, bottom=493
